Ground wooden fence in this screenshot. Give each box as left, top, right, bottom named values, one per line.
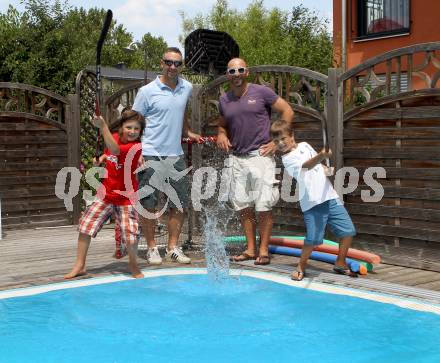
left=0, top=83, right=74, bottom=229
left=338, top=42, right=440, bottom=270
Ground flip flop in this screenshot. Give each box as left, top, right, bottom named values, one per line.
left=254, top=255, right=270, bottom=265
left=333, top=265, right=358, bottom=278
left=231, top=252, right=256, bottom=262
left=291, top=270, right=305, bottom=281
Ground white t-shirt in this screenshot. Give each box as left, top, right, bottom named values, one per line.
left=282, top=142, right=339, bottom=212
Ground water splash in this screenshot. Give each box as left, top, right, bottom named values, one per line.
left=203, top=203, right=232, bottom=281
left=199, top=155, right=235, bottom=281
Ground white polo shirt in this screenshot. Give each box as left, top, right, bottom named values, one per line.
left=133, top=76, right=192, bottom=156
left=282, top=142, right=339, bottom=212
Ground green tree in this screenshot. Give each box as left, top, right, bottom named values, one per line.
left=0, top=0, right=167, bottom=95
left=180, top=0, right=332, bottom=73
left=125, top=32, right=168, bottom=72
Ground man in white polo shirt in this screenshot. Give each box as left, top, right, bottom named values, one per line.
left=133, top=47, right=201, bottom=265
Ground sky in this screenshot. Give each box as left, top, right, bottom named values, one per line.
left=0, top=0, right=333, bottom=47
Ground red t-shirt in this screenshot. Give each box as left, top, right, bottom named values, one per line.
left=99, top=133, right=141, bottom=205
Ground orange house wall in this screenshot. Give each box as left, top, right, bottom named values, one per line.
left=333, top=0, right=440, bottom=70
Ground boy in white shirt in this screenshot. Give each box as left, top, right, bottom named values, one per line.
left=270, top=119, right=357, bottom=281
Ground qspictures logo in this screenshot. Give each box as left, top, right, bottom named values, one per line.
left=55, top=144, right=386, bottom=217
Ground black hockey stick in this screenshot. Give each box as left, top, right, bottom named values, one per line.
left=95, top=9, right=113, bottom=158
left=320, top=116, right=334, bottom=176
left=321, top=117, right=330, bottom=152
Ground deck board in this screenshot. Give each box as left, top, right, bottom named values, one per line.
left=1, top=226, right=440, bottom=299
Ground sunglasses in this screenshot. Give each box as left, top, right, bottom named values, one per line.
left=227, top=67, right=247, bottom=75
left=162, top=59, right=183, bottom=67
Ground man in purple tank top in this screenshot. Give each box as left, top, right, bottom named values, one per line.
left=217, top=57, right=294, bottom=265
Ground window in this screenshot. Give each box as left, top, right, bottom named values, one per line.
left=357, top=0, right=410, bottom=39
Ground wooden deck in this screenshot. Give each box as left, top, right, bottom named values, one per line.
left=1, top=225, right=440, bottom=304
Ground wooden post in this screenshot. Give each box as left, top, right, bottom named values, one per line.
left=186, top=85, right=202, bottom=246
left=326, top=68, right=344, bottom=172
left=67, top=93, right=82, bottom=224
left=191, top=86, right=202, bottom=139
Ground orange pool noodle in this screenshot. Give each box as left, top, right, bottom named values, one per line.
left=270, top=237, right=381, bottom=264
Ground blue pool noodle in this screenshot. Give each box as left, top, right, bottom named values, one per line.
left=269, top=245, right=362, bottom=273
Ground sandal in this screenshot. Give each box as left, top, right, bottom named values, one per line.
left=291, top=270, right=305, bottom=281
left=254, top=255, right=271, bottom=265
left=333, top=265, right=358, bottom=278
left=231, top=252, right=256, bottom=262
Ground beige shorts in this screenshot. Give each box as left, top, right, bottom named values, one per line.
left=230, top=153, right=279, bottom=212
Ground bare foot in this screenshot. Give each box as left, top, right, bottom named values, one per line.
left=129, top=262, right=144, bottom=278
left=64, top=266, right=86, bottom=279
left=131, top=271, right=144, bottom=279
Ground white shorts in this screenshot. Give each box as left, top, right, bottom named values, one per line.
left=230, top=153, right=279, bottom=212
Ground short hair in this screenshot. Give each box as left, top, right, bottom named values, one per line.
left=164, top=47, right=182, bottom=56
left=112, top=107, right=146, bottom=137
left=270, top=119, right=294, bottom=138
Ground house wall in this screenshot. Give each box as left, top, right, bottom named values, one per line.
left=333, top=1, right=440, bottom=72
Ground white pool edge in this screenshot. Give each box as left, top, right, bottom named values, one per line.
left=1, top=268, right=439, bottom=315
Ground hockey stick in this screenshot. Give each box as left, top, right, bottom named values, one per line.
left=321, top=116, right=334, bottom=176
left=95, top=9, right=113, bottom=158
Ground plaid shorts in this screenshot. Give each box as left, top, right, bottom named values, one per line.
left=78, top=199, right=139, bottom=246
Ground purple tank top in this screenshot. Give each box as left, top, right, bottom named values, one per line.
left=219, top=83, right=278, bottom=155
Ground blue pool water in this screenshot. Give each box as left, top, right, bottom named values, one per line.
left=1, top=273, right=440, bottom=363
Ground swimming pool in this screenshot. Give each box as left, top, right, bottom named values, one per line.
left=1, top=268, right=439, bottom=363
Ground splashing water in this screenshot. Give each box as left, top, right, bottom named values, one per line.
left=203, top=203, right=232, bottom=281
left=202, top=157, right=236, bottom=280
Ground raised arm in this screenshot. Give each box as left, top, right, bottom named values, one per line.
left=91, top=115, right=120, bottom=155
left=302, top=148, right=332, bottom=169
